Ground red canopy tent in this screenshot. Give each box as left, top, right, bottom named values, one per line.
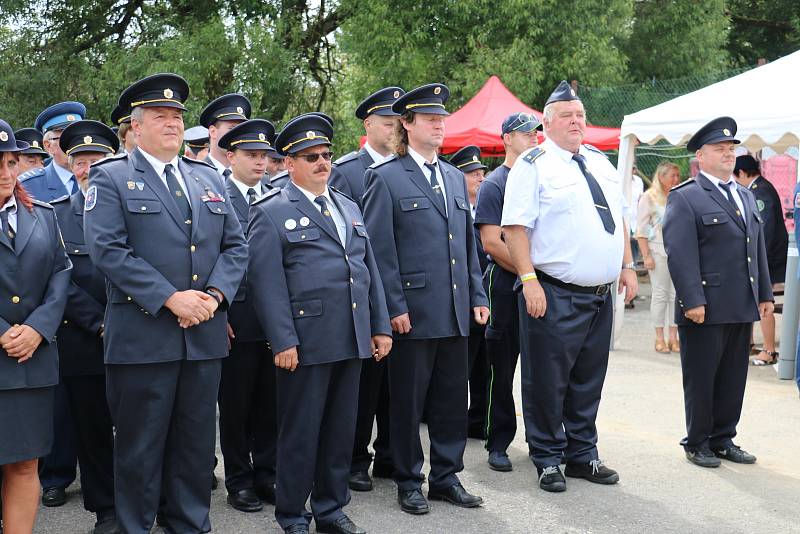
left=439, top=76, right=621, bottom=156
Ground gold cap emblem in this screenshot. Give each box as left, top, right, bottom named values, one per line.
left=258, top=133, right=266, bottom=141
left=393, top=90, right=400, bottom=99
left=164, top=88, right=174, bottom=99
left=0, top=132, right=8, bottom=142
left=306, top=130, right=315, bottom=139
left=236, top=106, right=244, bottom=114
left=569, top=88, right=576, bottom=97
left=67, top=114, right=75, bottom=121
left=32, top=141, right=39, bottom=148
left=472, top=155, right=478, bottom=161
left=723, top=128, right=731, bottom=136
left=433, top=87, right=441, bottom=95
left=84, top=135, right=93, bottom=144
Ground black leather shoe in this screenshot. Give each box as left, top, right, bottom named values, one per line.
left=371, top=464, right=393, bottom=479
left=488, top=451, right=512, bottom=472
left=92, top=513, right=121, bottom=534
left=685, top=448, right=722, bottom=468
left=226, top=488, right=263, bottom=512
left=537, top=466, right=566, bottom=492
left=41, top=486, right=67, bottom=507
left=316, top=515, right=366, bottom=534
left=398, top=488, right=429, bottom=515
left=428, top=483, right=483, bottom=508
left=284, top=524, right=309, bottom=534
left=564, top=459, right=619, bottom=485
left=712, top=444, right=757, bottom=464
left=255, top=482, right=277, bottom=505
left=348, top=470, right=373, bottom=492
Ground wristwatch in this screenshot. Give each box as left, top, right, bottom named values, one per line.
left=206, top=289, right=223, bottom=306
left=623, top=262, right=636, bottom=270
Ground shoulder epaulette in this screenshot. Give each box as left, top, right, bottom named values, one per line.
left=670, top=178, right=695, bottom=191
left=329, top=185, right=356, bottom=204
left=181, top=155, right=216, bottom=169
left=334, top=151, right=359, bottom=166
left=18, top=168, right=44, bottom=182
left=251, top=187, right=281, bottom=206
left=92, top=152, right=128, bottom=167
left=583, top=144, right=607, bottom=158
left=49, top=194, right=70, bottom=205
left=369, top=154, right=397, bottom=169
left=438, top=158, right=458, bottom=171
left=522, top=147, right=545, bottom=164
left=32, top=199, right=54, bottom=209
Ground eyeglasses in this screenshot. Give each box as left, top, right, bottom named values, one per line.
left=291, top=151, right=333, bottom=163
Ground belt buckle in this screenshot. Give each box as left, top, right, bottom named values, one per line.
left=595, top=284, right=609, bottom=296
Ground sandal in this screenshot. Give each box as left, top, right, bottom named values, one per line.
left=750, top=350, right=778, bottom=366
left=655, top=339, right=670, bottom=354
left=669, top=339, right=680, bottom=352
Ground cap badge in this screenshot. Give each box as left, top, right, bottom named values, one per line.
left=236, top=106, right=244, bottom=114
left=258, top=133, right=266, bottom=141
left=723, top=128, right=731, bottom=136
left=0, top=132, right=7, bottom=142
left=306, top=130, right=315, bottom=139
left=67, top=115, right=75, bottom=121
left=569, top=88, right=576, bottom=97
left=164, top=88, right=174, bottom=99
left=84, top=135, right=93, bottom=144
left=472, top=155, right=478, bottom=161
left=433, top=87, right=441, bottom=95
left=32, top=141, right=39, bottom=148
left=393, top=90, right=400, bottom=98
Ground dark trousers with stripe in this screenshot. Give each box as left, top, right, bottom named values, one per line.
left=518, top=281, right=612, bottom=469
left=218, top=340, right=277, bottom=493
left=351, top=356, right=392, bottom=474
left=484, top=283, right=520, bottom=453
left=467, top=326, right=489, bottom=438
left=389, top=337, right=468, bottom=492
left=678, top=323, right=751, bottom=451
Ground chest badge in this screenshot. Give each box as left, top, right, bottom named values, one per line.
left=284, top=219, right=297, bottom=230
left=299, top=216, right=310, bottom=227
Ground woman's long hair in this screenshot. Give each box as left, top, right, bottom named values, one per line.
left=645, top=161, right=680, bottom=207
left=0, top=151, right=33, bottom=211
left=393, top=111, right=415, bottom=156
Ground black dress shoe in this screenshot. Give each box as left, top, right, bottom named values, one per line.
left=398, top=488, right=429, bottom=515
left=255, top=482, right=277, bottom=505
left=538, top=466, right=566, bottom=492
left=371, top=464, right=393, bottom=479
left=685, top=448, right=722, bottom=468
left=92, top=516, right=121, bottom=534
left=488, top=451, right=512, bottom=472
left=348, top=470, right=373, bottom=492
left=712, top=444, right=756, bottom=464
left=316, top=515, right=366, bottom=534
left=428, top=483, right=483, bottom=508
left=285, top=524, right=309, bottom=534
left=226, top=488, right=263, bottom=512
left=564, top=459, right=619, bottom=485
left=42, top=486, right=67, bottom=507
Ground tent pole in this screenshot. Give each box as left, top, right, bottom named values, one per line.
left=612, top=135, right=637, bottom=350
left=778, top=143, right=800, bottom=384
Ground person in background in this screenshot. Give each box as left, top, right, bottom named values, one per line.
left=734, top=155, right=788, bottom=366
left=629, top=164, right=645, bottom=262
left=13, top=128, right=48, bottom=174
left=183, top=126, right=210, bottom=162
left=637, top=162, right=681, bottom=353
left=111, top=104, right=135, bottom=155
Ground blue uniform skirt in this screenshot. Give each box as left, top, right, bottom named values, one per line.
left=0, top=386, right=54, bottom=465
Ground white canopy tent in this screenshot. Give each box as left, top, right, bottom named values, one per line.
left=614, top=50, right=800, bottom=379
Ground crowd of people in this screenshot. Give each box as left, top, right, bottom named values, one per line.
left=0, top=72, right=778, bottom=534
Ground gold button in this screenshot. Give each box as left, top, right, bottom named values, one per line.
left=747, top=257, right=751, bottom=262
left=750, top=277, right=754, bottom=282
left=712, top=218, right=718, bottom=223
left=406, top=282, right=410, bottom=286
left=413, top=203, right=418, bottom=208
left=63, top=320, right=68, bottom=324
left=301, top=234, right=306, bottom=239
left=453, top=284, right=457, bottom=290
left=299, top=310, right=304, bottom=315
left=217, top=208, right=222, bottom=213
left=126, top=296, right=132, bottom=301
left=451, top=258, right=456, bottom=265
left=192, top=274, right=198, bottom=281
left=352, top=302, right=357, bottom=309
left=140, top=206, right=147, bottom=211
left=702, top=281, right=706, bottom=285
left=747, top=237, right=750, bottom=243
left=449, top=233, right=453, bottom=240
left=190, top=245, right=196, bottom=252
left=350, top=278, right=354, bottom=284
left=74, top=249, right=79, bottom=253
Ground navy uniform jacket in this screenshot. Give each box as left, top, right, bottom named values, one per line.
left=329, top=149, right=374, bottom=207
left=663, top=173, right=772, bottom=326
left=247, top=182, right=391, bottom=366
left=84, top=148, right=248, bottom=364
left=269, top=170, right=290, bottom=189
left=225, top=178, right=272, bottom=342
left=749, top=176, right=788, bottom=283
left=19, top=161, right=71, bottom=202
left=362, top=154, right=488, bottom=339
left=53, top=192, right=107, bottom=376
left=0, top=199, right=71, bottom=390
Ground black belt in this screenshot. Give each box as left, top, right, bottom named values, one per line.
left=535, top=270, right=610, bottom=296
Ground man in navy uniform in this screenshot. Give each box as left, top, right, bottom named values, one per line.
left=21, top=101, right=86, bottom=507
left=362, top=83, right=489, bottom=514
left=216, top=118, right=278, bottom=513
left=248, top=114, right=392, bottom=534
left=183, top=126, right=210, bottom=162
left=199, top=93, right=251, bottom=183
left=332, top=87, right=404, bottom=493
left=84, top=73, right=248, bottom=534
left=447, top=145, right=490, bottom=441
left=13, top=128, right=48, bottom=174
left=265, top=146, right=285, bottom=179
left=502, top=81, right=638, bottom=492
left=51, top=120, right=120, bottom=534
left=474, top=112, right=540, bottom=472
left=663, top=117, right=773, bottom=468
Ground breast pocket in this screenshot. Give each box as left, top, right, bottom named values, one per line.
left=204, top=202, right=228, bottom=215
left=353, top=225, right=368, bottom=239
left=286, top=228, right=321, bottom=243
left=541, top=178, right=576, bottom=213
left=126, top=199, right=162, bottom=214
left=701, top=212, right=728, bottom=226
left=64, top=241, right=89, bottom=256
left=399, top=197, right=430, bottom=212
left=454, top=196, right=469, bottom=212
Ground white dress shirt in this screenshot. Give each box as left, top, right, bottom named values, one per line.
left=407, top=145, right=447, bottom=215
left=363, top=142, right=392, bottom=165
left=138, top=148, right=188, bottom=198
left=501, top=138, right=625, bottom=286
left=0, top=195, right=18, bottom=234
left=294, top=183, right=347, bottom=245
left=207, top=154, right=229, bottom=176
left=53, top=161, right=74, bottom=190
left=230, top=176, right=267, bottom=204
left=701, top=171, right=745, bottom=219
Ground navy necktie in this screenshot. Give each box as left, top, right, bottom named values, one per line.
left=314, top=196, right=340, bottom=243
left=165, top=163, right=191, bottom=223
left=222, top=168, right=232, bottom=181
left=423, top=162, right=446, bottom=212
left=247, top=187, right=257, bottom=205
left=720, top=182, right=743, bottom=219
left=67, top=176, right=78, bottom=195
left=572, top=154, right=615, bottom=234
left=0, top=208, right=14, bottom=248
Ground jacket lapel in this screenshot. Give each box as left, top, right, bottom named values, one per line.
left=179, top=159, right=211, bottom=242
left=45, top=163, right=69, bottom=196
left=331, top=190, right=353, bottom=246
left=285, top=182, right=341, bottom=243
left=441, top=164, right=459, bottom=218
left=72, top=192, right=84, bottom=231
left=697, top=173, right=745, bottom=232
left=14, top=202, right=36, bottom=255
left=131, top=149, right=190, bottom=237
left=399, top=154, right=446, bottom=219
left=225, top=180, right=250, bottom=223
left=358, top=149, right=374, bottom=171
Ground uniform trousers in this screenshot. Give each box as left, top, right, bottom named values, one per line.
left=678, top=323, right=751, bottom=451
left=106, top=359, right=221, bottom=534
left=39, top=381, right=78, bottom=490
left=351, top=356, right=392, bottom=474
left=389, top=336, right=468, bottom=492
left=467, top=326, right=489, bottom=438
left=275, top=358, right=361, bottom=530
left=62, top=374, right=115, bottom=515
left=218, top=340, right=277, bottom=493
left=518, top=280, right=612, bottom=469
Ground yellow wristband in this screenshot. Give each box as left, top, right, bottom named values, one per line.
left=520, top=272, right=538, bottom=282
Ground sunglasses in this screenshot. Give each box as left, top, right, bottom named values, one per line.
left=292, top=151, right=333, bottom=163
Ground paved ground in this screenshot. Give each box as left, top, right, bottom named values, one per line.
left=35, top=279, right=800, bottom=533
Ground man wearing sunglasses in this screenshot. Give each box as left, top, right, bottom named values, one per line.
left=247, top=114, right=392, bottom=534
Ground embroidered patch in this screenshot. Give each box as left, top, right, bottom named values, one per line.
left=85, top=186, right=97, bottom=211
left=756, top=199, right=765, bottom=212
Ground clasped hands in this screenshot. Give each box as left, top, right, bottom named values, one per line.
left=2, top=324, right=43, bottom=363
left=165, top=290, right=219, bottom=328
